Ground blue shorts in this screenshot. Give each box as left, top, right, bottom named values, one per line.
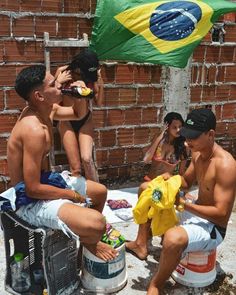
left=179, top=211, right=224, bottom=256
left=16, top=171, right=87, bottom=238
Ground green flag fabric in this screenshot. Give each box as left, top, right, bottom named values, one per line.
left=90, top=0, right=236, bottom=68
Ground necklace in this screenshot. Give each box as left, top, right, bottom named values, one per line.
left=201, top=144, right=217, bottom=162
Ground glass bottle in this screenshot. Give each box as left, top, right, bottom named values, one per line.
left=61, top=86, right=94, bottom=99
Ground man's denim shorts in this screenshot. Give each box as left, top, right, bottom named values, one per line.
left=16, top=171, right=87, bottom=238
left=179, top=211, right=224, bottom=256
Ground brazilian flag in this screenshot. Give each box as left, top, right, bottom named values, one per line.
left=90, top=0, right=236, bottom=68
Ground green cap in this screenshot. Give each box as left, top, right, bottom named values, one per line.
left=14, top=253, right=24, bottom=262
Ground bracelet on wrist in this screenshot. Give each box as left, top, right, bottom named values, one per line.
left=73, top=190, right=81, bottom=202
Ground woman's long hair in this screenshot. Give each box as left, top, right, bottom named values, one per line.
left=164, top=112, right=188, bottom=160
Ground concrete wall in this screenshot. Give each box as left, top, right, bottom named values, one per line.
left=0, top=1, right=235, bottom=190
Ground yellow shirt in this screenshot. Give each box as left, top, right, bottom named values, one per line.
left=133, top=175, right=181, bottom=236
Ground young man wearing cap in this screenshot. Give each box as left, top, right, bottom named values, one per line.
left=56, top=48, right=104, bottom=182
left=146, top=108, right=236, bottom=295
left=7, top=65, right=117, bottom=261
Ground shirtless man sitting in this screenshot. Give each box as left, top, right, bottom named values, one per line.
left=131, top=108, right=236, bottom=295
left=7, top=65, right=117, bottom=261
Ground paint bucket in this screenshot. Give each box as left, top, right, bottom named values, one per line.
left=80, top=243, right=127, bottom=293
left=172, top=249, right=216, bottom=287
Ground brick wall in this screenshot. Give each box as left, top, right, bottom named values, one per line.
left=0, top=2, right=235, bottom=189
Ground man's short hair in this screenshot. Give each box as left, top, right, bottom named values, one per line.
left=15, top=65, right=46, bottom=101
left=180, top=108, right=216, bottom=139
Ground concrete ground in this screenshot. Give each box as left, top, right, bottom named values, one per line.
left=0, top=187, right=236, bottom=295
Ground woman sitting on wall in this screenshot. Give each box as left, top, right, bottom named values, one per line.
left=143, top=112, right=189, bottom=181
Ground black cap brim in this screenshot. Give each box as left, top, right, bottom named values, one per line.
left=180, top=127, right=203, bottom=139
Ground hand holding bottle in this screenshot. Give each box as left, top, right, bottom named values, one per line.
left=61, top=85, right=94, bottom=99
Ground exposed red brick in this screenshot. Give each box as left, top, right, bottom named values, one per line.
left=215, top=122, right=227, bottom=136
left=134, top=66, right=151, bottom=83
left=126, top=147, right=143, bottom=163
left=142, top=107, right=157, bottom=124
left=206, top=66, right=217, bottom=84
left=215, top=105, right=222, bottom=121
left=119, top=88, right=136, bottom=105
left=134, top=127, right=149, bottom=145
left=115, top=65, right=134, bottom=84
left=149, top=127, right=160, bottom=141
left=222, top=103, right=236, bottom=119
left=0, top=41, right=4, bottom=62
left=41, top=0, right=62, bottom=13
left=190, top=86, right=202, bottom=102
left=225, top=66, right=236, bottom=82
left=91, top=0, right=97, bottom=14
left=124, top=108, right=142, bottom=125
left=150, top=66, right=162, bottom=84
left=0, top=65, right=18, bottom=87
left=230, top=85, right=236, bottom=100
left=223, top=13, right=236, bottom=23
left=92, top=109, right=107, bottom=128
left=224, top=25, right=236, bottom=42
left=65, top=0, right=91, bottom=13
left=108, top=149, right=125, bottom=165
left=20, top=0, right=41, bottom=12
left=216, top=65, right=226, bottom=83
left=12, top=16, right=34, bottom=37
left=104, top=88, right=119, bottom=107
left=100, top=129, right=116, bottom=147
left=107, top=109, right=125, bottom=126
left=96, top=150, right=108, bottom=167
left=101, top=65, right=115, bottom=84
left=192, top=45, right=205, bottom=62
left=118, top=166, right=132, bottom=178
left=153, top=88, right=163, bottom=103
left=0, top=137, right=8, bottom=157
left=0, top=2, right=19, bottom=11
left=0, top=89, right=4, bottom=110
left=220, top=47, right=234, bottom=63
left=57, top=17, right=78, bottom=38
left=205, top=46, right=220, bottom=63
left=216, top=85, right=230, bottom=101
left=78, top=18, right=93, bottom=38
left=0, top=15, right=10, bottom=36
left=5, top=89, right=26, bottom=110
left=202, top=85, right=216, bottom=102
left=138, top=88, right=153, bottom=105
left=117, top=128, right=134, bottom=146
left=4, top=40, right=44, bottom=63
left=0, top=159, right=8, bottom=175
left=0, top=114, right=18, bottom=132
left=35, top=16, right=57, bottom=37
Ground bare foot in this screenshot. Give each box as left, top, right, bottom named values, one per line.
left=85, top=241, right=118, bottom=261
left=125, top=241, right=148, bottom=260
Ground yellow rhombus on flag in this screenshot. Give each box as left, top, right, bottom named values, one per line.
left=91, top=0, right=236, bottom=68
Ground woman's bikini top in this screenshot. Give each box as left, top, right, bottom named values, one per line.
left=152, top=137, right=180, bottom=167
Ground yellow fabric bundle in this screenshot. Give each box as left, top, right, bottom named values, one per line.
left=133, top=175, right=181, bottom=236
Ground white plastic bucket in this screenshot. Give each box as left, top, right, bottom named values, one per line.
left=172, top=249, right=217, bottom=287
left=81, top=243, right=127, bottom=293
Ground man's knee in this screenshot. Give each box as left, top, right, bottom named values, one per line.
left=162, top=227, right=188, bottom=253
left=88, top=211, right=106, bottom=237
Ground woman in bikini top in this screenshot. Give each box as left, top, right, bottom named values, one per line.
left=143, top=112, right=190, bottom=181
